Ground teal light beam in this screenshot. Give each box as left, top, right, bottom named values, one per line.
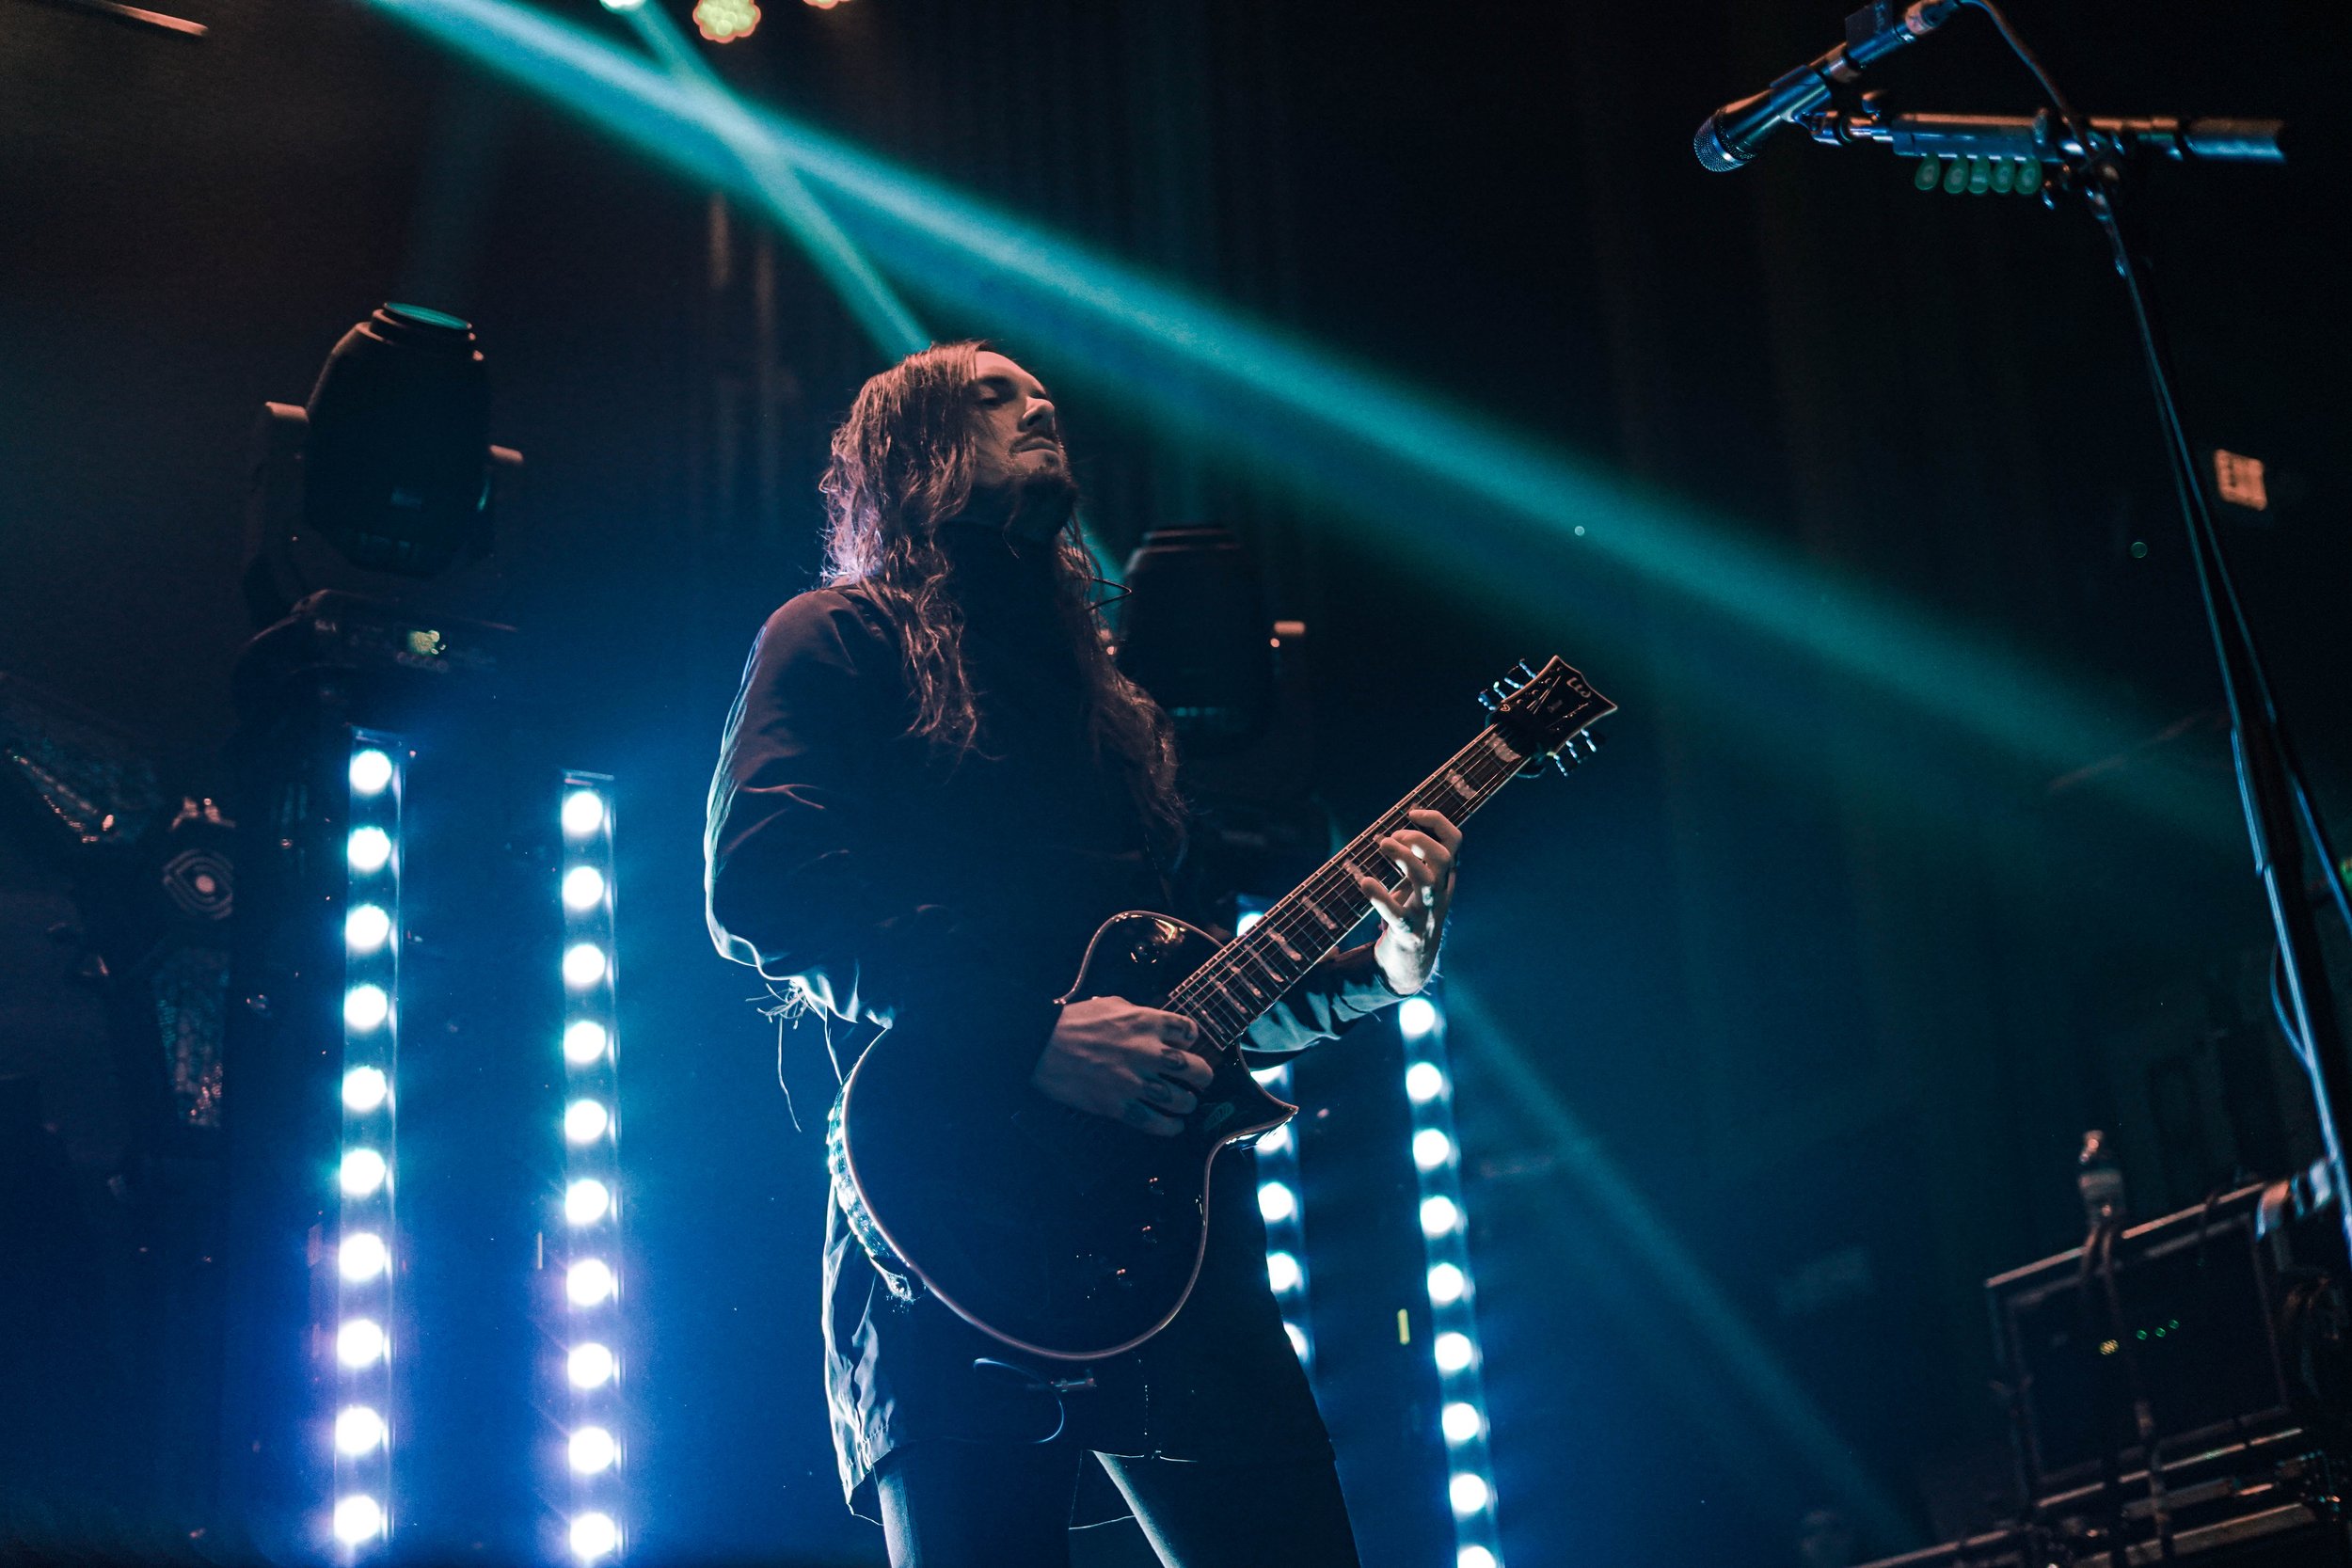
left=1444, top=981, right=1922, bottom=1552
left=613, top=0, right=924, bottom=356
left=370, top=0, right=2196, bottom=833
left=616, top=2, right=1148, bottom=584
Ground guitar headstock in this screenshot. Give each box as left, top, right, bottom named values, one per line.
left=1477, top=657, right=1617, bottom=773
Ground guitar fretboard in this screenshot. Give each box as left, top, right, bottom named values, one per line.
left=1167, top=723, right=1532, bottom=1049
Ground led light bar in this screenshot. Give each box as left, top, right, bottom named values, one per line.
left=555, top=774, right=625, bottom=1561
left=1236, top=902, right=1316, bottom=1368
left=1400, top=996, right=1503, bottom=1568
left=331, top=736, right=405, bottom=1554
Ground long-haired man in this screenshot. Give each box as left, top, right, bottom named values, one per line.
left=707, top=341, right=1459, bottom=1567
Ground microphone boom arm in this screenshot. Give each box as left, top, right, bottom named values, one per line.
left=1800, top=104, right=2287, bottom=168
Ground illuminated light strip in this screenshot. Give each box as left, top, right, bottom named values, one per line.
left=557, top=775, right=625, bottom=1563
left=1399, top=995, right=1503, bottom=1568
left=331, top=736, right=404, bottom=1555
left=1233, top=903, right=1316, bottom=1366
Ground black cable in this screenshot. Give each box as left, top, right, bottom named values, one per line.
left=1962, top=0, right=2089, bottom=153
left=969, top=1358, right=1087, bottom=1446
left=2273, top=944, right=2316, bottom=1071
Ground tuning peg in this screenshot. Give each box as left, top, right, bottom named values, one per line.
left=1581, top=731, right=1605, bottom=754
left=1476, top=689, right=1501, bottom=712
left=1515, top=659, right=1537, bottom=681
left=1550, top=751, right=1579, bottom=777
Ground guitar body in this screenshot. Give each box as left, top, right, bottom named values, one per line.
left=831, top=911, right=1296, bottom=1362
left=828, top=654, right=1613, bottom=1363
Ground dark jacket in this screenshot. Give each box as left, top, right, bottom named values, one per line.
left=704, top=525, right=1397, bottom=1521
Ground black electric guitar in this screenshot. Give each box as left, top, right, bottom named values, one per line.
left=827, top=657, right=1615, bottom=1361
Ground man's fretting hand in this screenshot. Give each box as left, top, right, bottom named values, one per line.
left=1032, top=996, right=1214, bottom=1138
left=1359, top=807, right=1462, bottom=996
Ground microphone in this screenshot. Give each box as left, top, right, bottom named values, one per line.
left=1695, top=0, right=1964, bottom=172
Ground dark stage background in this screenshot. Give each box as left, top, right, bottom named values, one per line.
left=3, top=0, right=2348, bottom=1563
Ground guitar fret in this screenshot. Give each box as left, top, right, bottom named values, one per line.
left=1163, top=708, right=1582, bottom=1050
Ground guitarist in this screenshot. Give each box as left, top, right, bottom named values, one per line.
left=706, top=341, right=1461, bottom=1567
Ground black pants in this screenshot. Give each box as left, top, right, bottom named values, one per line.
left=876, top=1438, right=1362, bottom=1568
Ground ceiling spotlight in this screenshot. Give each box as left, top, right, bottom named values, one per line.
left=693, top=0, right=759, bottom=41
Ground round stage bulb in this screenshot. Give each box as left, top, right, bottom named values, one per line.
left=331, top=1495, right=385, bottom=1544
left=339, top=1231, right=389, bottom=1282
left=339, top=1148, right=388, bottom=1197
left=562, top=790, right=606, bottom=840
left=1265, top=1251, right=1301, bottom=1292
left=336, top=1318, right=387, bottom=1367
left=342, top=1066, right=389, bottom=1113
left=1459, top=1547, right=1499, bottom=1568
left=1397, top=996, right=1441, bottom=1040
left=343, top=984, right=389, bottom=1031
left=1449, top=1471, right=1490, bottom=1515
left=1433, top=1331, right=1475, bottom=1372
left=1427, top=1262, right=1468, bottom=1305
left=564, top=1020, right=610, bottom=1066
left=599, top=0, right=646, bottom=9
left=346, top=827, right=392, bottom=874
left=1441, top=1401, right=1484, bottom=1444
left=567, top=1258, right=616, bottom=1307
left=1405, top=1061, right=1446, bottom=1102
left=334, top=1405, right=386, bottom=1455
left=1257, top=1182, right=1296, bottom=1224
left=568, top=1425, right=618, bottom=1475
left=1250, top=1064, right=1288, bottom=1086
left=1412, top=1128, right=1454, bottom=1171
left=348, top=749, right=394, bottom=797
left=567, top=1341, right=616, bottom=1388
left=1421, top=1196, right=1461, bottom=1237
left=562, top=865, right=607, bottom=911
left=1234, top=909, right=1263, bottom=934
left=345, top=903, right=392, bottom=954
left=1283, top=1322, right=1309, bottom=1359
left=569, top=1511, right=619, bottom=1561
left=565, top=1179, right=612, bottom=1226
left=563, top=943, right=608, bottom=989
left=1255, top=1123, right=1291, bottom=1156
left=564, top=1099, right=611, bottom=1145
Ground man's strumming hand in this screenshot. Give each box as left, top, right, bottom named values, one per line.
left=1359, top=807, right=1462, bottom=996
left=1032, top=996, right=1214, bottom=1138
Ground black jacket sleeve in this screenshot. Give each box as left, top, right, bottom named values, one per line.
left=704, top=592, right=996, bottom=1030
left=1241, top=940, right=1403, bottom=1056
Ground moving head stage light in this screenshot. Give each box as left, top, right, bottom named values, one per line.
left=242, top=304, right=521, bottom=628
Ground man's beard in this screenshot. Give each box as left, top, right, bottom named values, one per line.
left=972, top=465, right=1081, bottom=542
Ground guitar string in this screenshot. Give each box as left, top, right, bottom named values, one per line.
left=1174, top=735, right=1518, bottom=1041
left=1167, top=725, right=1531, bottom=1045
left=1172, top=729, right=1517, bottom=1023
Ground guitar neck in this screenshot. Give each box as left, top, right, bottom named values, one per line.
left=1167, top=722, right=1534, bottom=1049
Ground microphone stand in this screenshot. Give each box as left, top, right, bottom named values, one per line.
left=1792, top=19, right=2352, bottom=1269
